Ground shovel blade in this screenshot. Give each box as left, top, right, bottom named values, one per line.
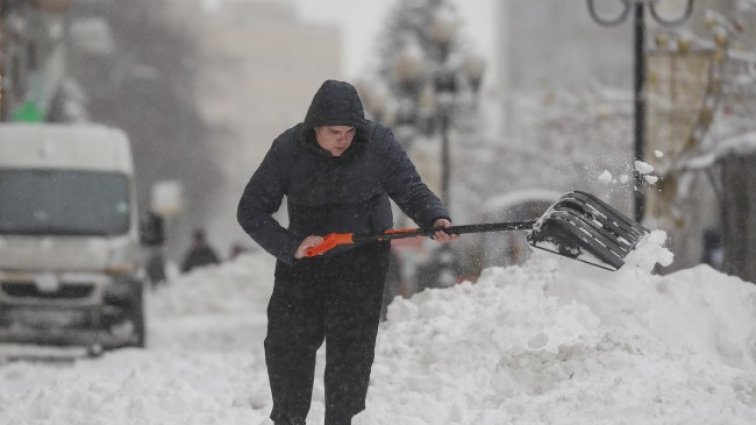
left=527, top=191, right=649, bottom=271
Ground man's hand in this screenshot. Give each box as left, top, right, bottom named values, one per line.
left=295, top=235, right=325, bottom=259
left=432, top=218, right=459, bottom=243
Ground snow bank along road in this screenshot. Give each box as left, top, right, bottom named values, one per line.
left=2, top=232, right=756, bottom=425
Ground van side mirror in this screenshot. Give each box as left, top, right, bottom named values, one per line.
left=140, top=212, right=165, bottom=246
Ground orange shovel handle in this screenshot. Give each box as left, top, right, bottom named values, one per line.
left=305, top=233, right=354, bottom=257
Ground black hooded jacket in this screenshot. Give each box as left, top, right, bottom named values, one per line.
left=237, top=80, right=449, bottom=264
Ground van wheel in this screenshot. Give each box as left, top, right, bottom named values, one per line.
left=107, top=281, right=146, bottom=349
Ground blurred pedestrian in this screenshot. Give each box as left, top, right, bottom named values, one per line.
left=146, top=250, right=166, bottom=288
left=701, top=227, right=724, bottom=270
left=143, top=211, right=167, bottom=287
left=237, top=79, right=457, bottom=425
left=416, top=245, right=463, bottom=291
left=180, top=228, right=220, bottom=273
left=228, top=241, right=249, bottom=260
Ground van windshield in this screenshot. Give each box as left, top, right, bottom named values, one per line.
left=0, top=169, right=131, bottom=236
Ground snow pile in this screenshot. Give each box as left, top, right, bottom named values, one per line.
left=357, top=233, right=756, bottom=425
left=0, top=350, right=270, bottom=425
left=3, top=233, right=756, bottom=425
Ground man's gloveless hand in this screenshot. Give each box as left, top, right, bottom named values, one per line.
left=295, top=235, right=325, bottom=259
left=432, top=218, right=459, bottom=243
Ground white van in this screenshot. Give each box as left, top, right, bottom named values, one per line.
left=0, top=124, right=162, bottom=351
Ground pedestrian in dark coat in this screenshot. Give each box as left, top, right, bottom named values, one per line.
left=180, top=228, right=220, bottom=273
left=237, top=79, right=456, bottom=425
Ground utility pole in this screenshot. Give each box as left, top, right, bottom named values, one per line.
left=632, top=3, right=646, bottom=222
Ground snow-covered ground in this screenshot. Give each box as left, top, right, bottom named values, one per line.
left=2, top=232, right=756, bottom=425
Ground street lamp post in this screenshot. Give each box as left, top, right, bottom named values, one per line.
left=440, top=103, right=451, bottom=207
left=430, top=7, right=455, bottom=208
left=587, top=0, right=693, bottom=222
left=435, top=54, right=484, bottom=209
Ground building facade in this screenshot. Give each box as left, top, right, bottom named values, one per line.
left=172, top=0, right=343, bottom=255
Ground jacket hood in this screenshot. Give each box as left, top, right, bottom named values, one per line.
left=304, top=80, right=367, bottom=131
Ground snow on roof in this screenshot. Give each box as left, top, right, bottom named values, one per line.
left=679, top=131, right=756, bottom=172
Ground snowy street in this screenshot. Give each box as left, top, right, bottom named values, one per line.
left=0, top=254, right=276, bottom=425
left=3, top=1, right=756, bottom=424
left=2, top=232, right=756, bottom=425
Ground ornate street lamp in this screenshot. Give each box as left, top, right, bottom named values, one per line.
left=360, top=1, right=487, bottom=290
left=587, top=0, right=694, bottom=222
left=387, top=28, right=485, bottom=210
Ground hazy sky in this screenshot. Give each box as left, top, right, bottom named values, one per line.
left=285, top=0, right=497, bottom=82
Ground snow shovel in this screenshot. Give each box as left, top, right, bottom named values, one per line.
left=306, top=190, right=649, bottom=271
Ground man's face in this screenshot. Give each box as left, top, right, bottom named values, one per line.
left=314, top=126, right=356, bottom=157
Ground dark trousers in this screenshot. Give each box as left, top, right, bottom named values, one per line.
left=265, top=242, right=390, bottom=425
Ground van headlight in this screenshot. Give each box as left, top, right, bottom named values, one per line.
left=105, top=246, right=137, bottom=277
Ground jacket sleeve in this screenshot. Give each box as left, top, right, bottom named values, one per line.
left=237, top=142, right=302, bottom=264
left=378, top=128, right=450, bottom=227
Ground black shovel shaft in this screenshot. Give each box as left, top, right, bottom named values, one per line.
left=307, top=190, right=650, bottom=270
left=354, top=220, right=537, bottom=243
left=305, top=220, right=538, bottom=257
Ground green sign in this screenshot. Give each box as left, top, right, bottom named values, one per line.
left=12, top=101, right=46, bottom=122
